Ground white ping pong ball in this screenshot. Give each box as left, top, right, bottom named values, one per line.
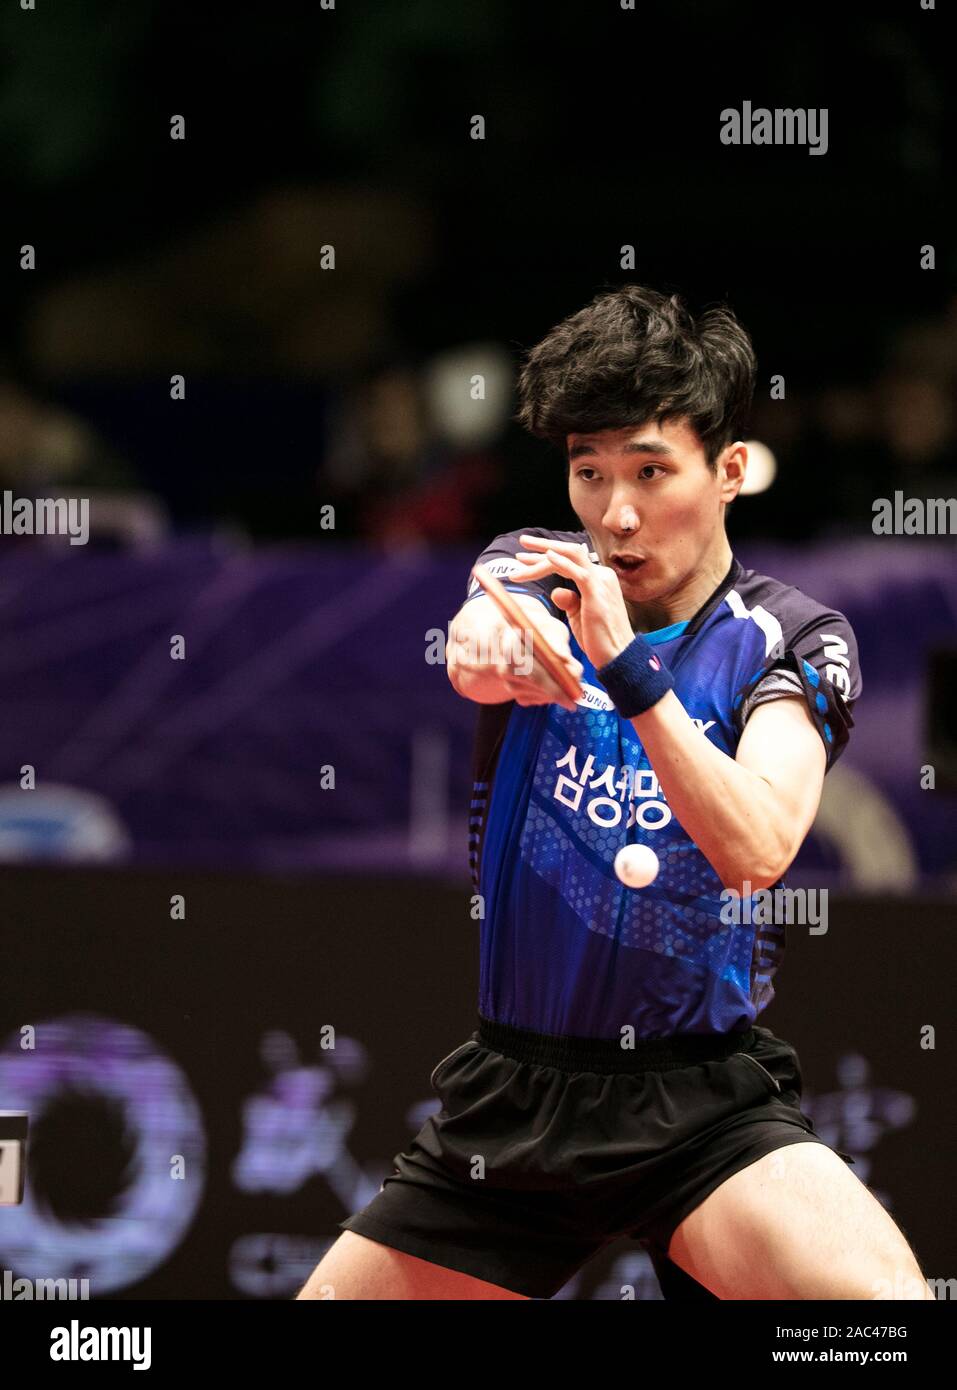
left=614, top=844, right=660, bottom=889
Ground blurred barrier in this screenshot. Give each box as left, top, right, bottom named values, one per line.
left=0, top=867, right=953, bottom=1299
left=0, top=537, right=954, bottom=888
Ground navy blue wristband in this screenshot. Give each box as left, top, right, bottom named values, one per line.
left=597, top=634, right=675, bottom=716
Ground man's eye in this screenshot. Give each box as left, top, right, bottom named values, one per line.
left=639, top=464, right=665, bottom=480
left=575, top=467, right=598, bottom=481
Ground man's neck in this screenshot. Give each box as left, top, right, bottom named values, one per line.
left=624, top=537, right=735, bottom=634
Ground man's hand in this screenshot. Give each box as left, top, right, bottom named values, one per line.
left=447, top=593, right=584, bottom=711
left=513, top=535, right=634, bottom=670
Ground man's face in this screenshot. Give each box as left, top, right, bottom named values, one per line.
left=566, top=418, right=737, bottom=604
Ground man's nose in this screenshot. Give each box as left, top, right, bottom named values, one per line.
left=603, top=498, right=640, bottom=534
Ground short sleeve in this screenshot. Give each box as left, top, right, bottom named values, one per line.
left=739, top=668, right=805, bottom=723
left=734, top=610, right=862, bottom=771
left=461, top=526, right=590, bottom=616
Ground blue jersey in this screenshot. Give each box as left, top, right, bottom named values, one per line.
left=462, top=527, right=862, bottom=1040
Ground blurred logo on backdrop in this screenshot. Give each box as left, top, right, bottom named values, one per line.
left=228, top=1030, right=390, bottom=1296
left=232, top=1029, right=385, bottom=1202
left=0, top=1015, right=205, bottom=1293
left=0, top=784, right=131, bottom=863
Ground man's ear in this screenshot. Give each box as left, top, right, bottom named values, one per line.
left=720, top=441, right=747, bottom=503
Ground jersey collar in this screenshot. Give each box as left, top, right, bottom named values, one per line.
left=682, top=555, right=744, bottom=636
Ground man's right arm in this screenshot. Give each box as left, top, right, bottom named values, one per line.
left=447, top=593, right=583, bottom=712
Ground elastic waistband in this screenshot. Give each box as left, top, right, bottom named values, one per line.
left=477, top=1015, right=754, bottom=1074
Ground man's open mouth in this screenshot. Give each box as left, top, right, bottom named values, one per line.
left=608, top=554, right=646, bottom=575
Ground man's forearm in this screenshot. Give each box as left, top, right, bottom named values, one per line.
left=630, top=692, right=793, bottom=893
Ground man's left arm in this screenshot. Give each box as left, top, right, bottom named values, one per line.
left=631, top=691, right=826, bottom=895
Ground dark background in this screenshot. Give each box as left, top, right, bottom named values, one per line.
left=1, top=0, right=953, bottom=544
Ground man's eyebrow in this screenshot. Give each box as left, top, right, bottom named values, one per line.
left=568, top=439, right=676, bottom=460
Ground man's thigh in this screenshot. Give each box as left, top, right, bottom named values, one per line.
left=667, top=1140, right=933, bottom=1300
left=296, top=1230, right=530, bottom=1301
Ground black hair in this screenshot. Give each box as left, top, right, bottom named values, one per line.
left=515, top=284, right=756, bottom=467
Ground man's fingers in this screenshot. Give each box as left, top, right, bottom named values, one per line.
left=549, top=587, right=580, bottom=615
left=512, top=555, right=554, bottom=579
left=504, top=675, right=578, bottom=712
left=501, top=638, right=581, bottom=709
left=515, top=544, right=595, bottom=586
left=519, top=534, right=595, bottom=561
left=467, top=602, right=581, bottom=710
left=542, top=547, right=594, bottom=587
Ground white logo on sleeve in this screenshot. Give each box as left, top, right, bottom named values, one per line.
left=820, top=633, right=852, bottom=695
left=467, top=559, right=523, bottom=597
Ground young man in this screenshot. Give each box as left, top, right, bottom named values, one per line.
left=299, top=285, right=934, bottom=1301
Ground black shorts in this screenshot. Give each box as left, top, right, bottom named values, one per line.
left=340, top=1015, right=856, bottom=1300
